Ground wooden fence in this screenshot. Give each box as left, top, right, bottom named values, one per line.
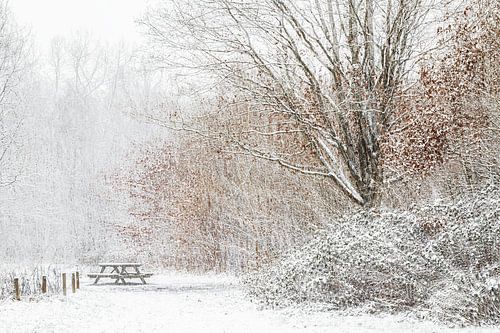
left=12, top=270, right=80, bottom=301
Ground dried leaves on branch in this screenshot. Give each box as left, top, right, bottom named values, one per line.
left=385, top=1, right=500, bottom=175
left=118, top=134, right=344, bottom=271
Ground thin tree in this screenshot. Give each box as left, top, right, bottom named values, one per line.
left=0, top=1, right=30, bottom=186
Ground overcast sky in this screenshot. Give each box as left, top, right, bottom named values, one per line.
left=11, top=0, right=148, bottom=45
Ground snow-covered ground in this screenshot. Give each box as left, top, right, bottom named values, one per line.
left=0, top=273, right=498, bottom=333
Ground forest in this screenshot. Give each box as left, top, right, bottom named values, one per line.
left=0, top=0, right=498, bottom=331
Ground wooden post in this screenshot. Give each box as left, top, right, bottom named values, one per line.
left=41, top=276, right=47, bottom=293
left=76, top=271, right=80, bottom=289
left=71, top=273, right=76, bottom=293
left=62, top=273, right=67, bottom=296
left=14, top=278, right=20, bottom=301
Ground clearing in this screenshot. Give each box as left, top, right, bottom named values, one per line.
left=0, top=273, right=498, bottom=333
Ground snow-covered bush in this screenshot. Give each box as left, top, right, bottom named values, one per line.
left=244, top=187, right=500, bottom=325
left=428, top=267, right=500, bottom=325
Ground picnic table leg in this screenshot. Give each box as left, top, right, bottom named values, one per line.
left=94, top=266, right=106, bottom=284
left=113, top=266, right=127, bottom=285
left=134, top=266, right=147, bottom=284
left=120, top=267, right=128, bottom=285
left=110, top=266, right=122, bottom=284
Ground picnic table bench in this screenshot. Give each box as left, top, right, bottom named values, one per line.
left=88, top=263, right=153, bottom=285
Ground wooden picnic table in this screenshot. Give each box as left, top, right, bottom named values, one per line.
left=88, top=263, right=153, bottom=285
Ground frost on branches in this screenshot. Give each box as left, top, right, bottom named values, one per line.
left=244, top=186, right=500, bottom=325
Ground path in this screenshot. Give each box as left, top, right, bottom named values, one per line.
left=0, top=273, right=498, bottom=333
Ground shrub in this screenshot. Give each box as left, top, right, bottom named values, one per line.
left=244, top=187, right=500, bottom=325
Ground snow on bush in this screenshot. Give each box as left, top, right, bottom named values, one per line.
left=243, top=187, right=500, bottom=325
left=0, top=266, right=62, bottom=301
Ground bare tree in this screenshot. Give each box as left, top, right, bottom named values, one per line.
left=66, top=33, right=110, bottom=100
left=0, top=1, right=29, bottom=186
left=49, top=37, right=65, bottom=96
left=141, top=0, right=455, bottom=207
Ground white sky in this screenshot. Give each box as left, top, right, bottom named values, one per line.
left=11, top=0, right=149, bottom=45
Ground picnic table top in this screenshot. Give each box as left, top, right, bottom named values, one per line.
left=98, top=262, right=142, bottom=267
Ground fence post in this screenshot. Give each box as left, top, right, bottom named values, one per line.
left=71, top=273, right=76, bottom=293
left=14, top=278, right=20, bottom=301
left=76, top=271, right=80, bottom=289
left=41, top=276, right=47, bottom=294
left=62, top=273, right=67, bottom=296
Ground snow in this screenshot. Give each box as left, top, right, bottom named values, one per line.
left=0, top=273, right=498, bottom=333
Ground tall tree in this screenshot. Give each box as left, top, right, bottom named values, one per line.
left=141, top=0, right=453, bottom=207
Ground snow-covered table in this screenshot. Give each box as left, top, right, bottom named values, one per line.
left=88, top=263, right=153, bottom=285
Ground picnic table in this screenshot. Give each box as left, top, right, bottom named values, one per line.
left=88, top=263, right=153, bottom=285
